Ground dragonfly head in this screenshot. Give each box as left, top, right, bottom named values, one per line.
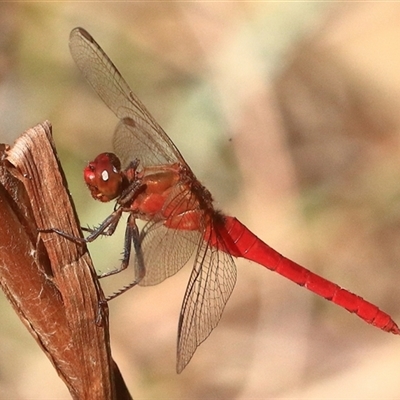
left=84, top=152, right=123, bottom=202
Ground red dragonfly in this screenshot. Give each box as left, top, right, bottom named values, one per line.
left=68, top=27, right=399, bottom=373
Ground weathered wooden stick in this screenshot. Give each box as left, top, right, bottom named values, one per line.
left=0, top=121, right=132, bottom=399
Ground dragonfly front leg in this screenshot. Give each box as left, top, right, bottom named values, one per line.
left=84, top=207, right=124, bottom=242
left=41, top=207, right=124, bottom=244
left=103, top=213, right=146, bottom=301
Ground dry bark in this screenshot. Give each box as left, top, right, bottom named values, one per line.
left=0, top=121, right=132, bottom=400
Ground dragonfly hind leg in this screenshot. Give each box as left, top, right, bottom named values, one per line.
left=102, top=213, right=146, bottom=301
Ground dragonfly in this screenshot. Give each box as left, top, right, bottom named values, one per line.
left=67, top=27, right=399, bottom=373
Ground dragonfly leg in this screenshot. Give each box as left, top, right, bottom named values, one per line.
left=83, top=208, right=124, bottom=241
left=98, top=213, right=135, bottom=278
left=104, top=214, right=146, bottom=301
left=40, top=207, right=124, bottom=243
left=118, top=171, right=144, bottom=206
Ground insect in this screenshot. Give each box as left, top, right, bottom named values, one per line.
left=67, top=27, right=399, bottom=373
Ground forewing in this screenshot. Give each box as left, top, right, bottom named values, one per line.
left=69, top=27, right=185, bottom=167
left=176, top=224, right=237, bottom=373
left=112, top=118, right=179, bottom=170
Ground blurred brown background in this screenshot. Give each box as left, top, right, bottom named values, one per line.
left=1, top=3, right=400, bottom=399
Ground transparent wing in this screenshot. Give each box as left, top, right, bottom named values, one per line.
left=176, top=223, right=237, bottom=373
left=112, top=119, right=179, bottom=171
left=135, top=183, right=203, bottom=286
left=69, top=27, right=186, bottom=168
left=137, top=221, right=201, bottom=286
